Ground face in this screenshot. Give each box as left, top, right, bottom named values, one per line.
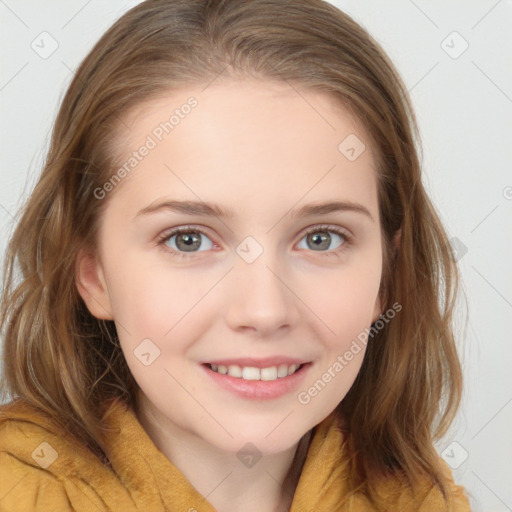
left=76, top=79, right=384, bottom=455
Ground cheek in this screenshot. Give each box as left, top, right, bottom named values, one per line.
left=107, top=259, right=216, bottom=353
left=299, top=255, right=382, bottom=338
left=295, top=260, right=382, bottom=411
left=109, top=265, right=204, bottom=392
left=107, top=257, right=181, bottom=324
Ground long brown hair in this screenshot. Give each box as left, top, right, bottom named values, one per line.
left=0, top=0, right=464, bottom=507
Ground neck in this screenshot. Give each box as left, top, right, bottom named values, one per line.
left=135, top=393, right=314, bottom=512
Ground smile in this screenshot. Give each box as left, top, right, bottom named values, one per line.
left=207, top=363, right=303, bottom=381
left=201, top=361, right=312, bottom=400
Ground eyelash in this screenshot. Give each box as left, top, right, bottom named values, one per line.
left=156, top=224, right=353, bottom=260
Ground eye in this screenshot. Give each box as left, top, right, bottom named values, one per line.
left=156, top=224, right=352, bottom=260
left=297, top=224, right=351, bottom=257
left=157, top=227, right=214, bottom=259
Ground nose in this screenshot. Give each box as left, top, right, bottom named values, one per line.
left=224, top=250, right=300, bottom=336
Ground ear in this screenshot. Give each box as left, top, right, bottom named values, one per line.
left=75, top=247, right=114, bottom=320
left=371, top=228, right=402, bottom=324
left=371, top=295, right=382, bottom=324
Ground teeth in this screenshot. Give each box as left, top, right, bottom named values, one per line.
left=242, top=367, right=260, bottom=380
left=277, top=364, right=290, bottom=378
left=209, top=363, right=302, bottom=381
left=260, top=367, right=277, bottom=381
left=227, top=365, right=242, bottom=378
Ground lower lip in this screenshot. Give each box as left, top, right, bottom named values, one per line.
left=201, top=363, right=312, bottom=400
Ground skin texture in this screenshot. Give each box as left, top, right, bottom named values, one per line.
left=76, top=79, right=384, bottom=512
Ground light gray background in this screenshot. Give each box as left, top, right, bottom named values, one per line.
left=1, top=1, right=511, bottom=510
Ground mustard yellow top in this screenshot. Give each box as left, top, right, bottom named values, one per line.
left=0, top=398, right=471, bottom=511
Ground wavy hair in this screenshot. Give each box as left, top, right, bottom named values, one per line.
left=0, top=0, right=465, bottom=508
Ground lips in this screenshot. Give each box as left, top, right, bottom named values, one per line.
left=201, top=360, right=313, bottom=400
left=203, top=356, right=310, bottom=368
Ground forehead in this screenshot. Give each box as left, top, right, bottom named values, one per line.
left=105, top=79, right=379, bottom=219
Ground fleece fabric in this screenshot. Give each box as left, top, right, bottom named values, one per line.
left=0, top=398, right=471, bottom=511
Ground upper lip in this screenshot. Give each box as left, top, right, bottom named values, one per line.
left=203, top=357, right=310, bottom=369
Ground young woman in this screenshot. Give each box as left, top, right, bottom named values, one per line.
left=0, top=1, right=471, bottom=510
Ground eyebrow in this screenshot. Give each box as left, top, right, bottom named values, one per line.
left=135, top=199, right=374, bottom=222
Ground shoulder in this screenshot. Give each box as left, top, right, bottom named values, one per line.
left=375, top=457, right=472, bottom=512
left=0, top=399, right=111, bottom=512
left=418, top=457, right=472, bottom=512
